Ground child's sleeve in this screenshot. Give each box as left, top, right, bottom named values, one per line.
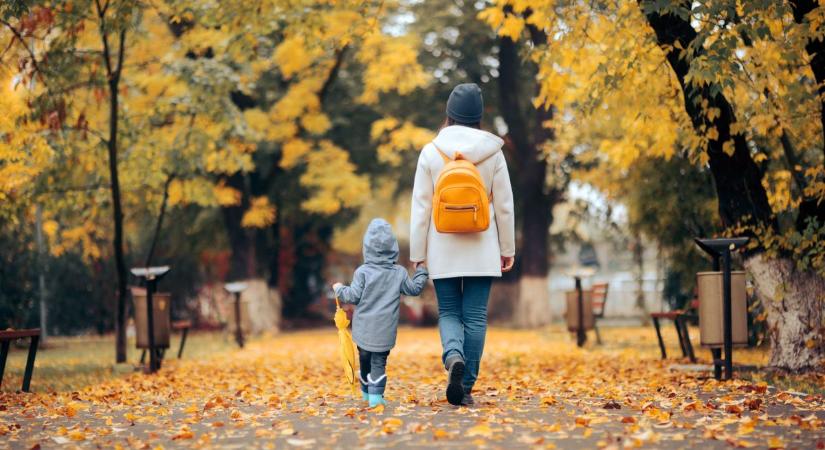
left=335, top=268, right=366, bottom=305
left=400, top=266, right=428, bottom=296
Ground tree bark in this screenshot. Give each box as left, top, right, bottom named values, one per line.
left=96, top=0, right=129, bottom=363
left=633, top=232, right=646, bottom=316
left=498, top=34, right=556, bottom=327
left=221, top=173, right=258, bottom=281
left=744, top=254, right=825, bottom=371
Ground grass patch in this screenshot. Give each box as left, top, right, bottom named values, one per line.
left=1, top=331, right=243, bottom=393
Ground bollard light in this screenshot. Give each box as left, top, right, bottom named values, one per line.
left=224, top=282, right=249, bottom=348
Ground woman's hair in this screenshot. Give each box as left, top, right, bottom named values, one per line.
left=441, top=116, right=482, bottom=130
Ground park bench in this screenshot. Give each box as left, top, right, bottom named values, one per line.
left=171, top=320, right=191, bottom=358
left=650, top=298, right=697, bottom=363
left=0, top=329, right=40, bottom=392
left=591, top=283, right=608, bottom=345
left=139, top=320, right=191, bottom=364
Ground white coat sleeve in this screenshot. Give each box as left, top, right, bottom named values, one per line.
left=409, top=149, right=433, bottom=262
left=492, top=152, right=515, bottom=257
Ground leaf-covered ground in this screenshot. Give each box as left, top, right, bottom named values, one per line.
left=1, top=327, right=823, bottom=449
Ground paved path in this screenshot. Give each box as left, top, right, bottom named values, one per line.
left=1, top=328, right=823, bottom=449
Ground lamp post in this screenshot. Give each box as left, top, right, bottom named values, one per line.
left=130, top=266, right=170, bottom=373
left=224, top=282, right=248, bottom=348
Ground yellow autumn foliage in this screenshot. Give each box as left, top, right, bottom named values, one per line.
left=281, top=139, right=313, bottom=169
left=300, top=141, right=369, bottom=214
left=0, top=74, right=52, bottom=203
left=0, top=0, right=428, bottom=261
left=370, top=119, right=435, bottom=166
left=241, top=196, right=276, bottom=228
left=356, top=33, right=430, bottom=104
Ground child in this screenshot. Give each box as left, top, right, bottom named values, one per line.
left=333, top=218, right=428, bottom=407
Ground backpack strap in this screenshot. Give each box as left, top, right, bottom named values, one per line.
left=433, top=145, right=494, bottom=202
left=435, top=147, right=453, bottom=163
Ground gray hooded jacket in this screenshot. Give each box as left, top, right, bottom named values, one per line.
left=334, top=218, right=428, bottom=352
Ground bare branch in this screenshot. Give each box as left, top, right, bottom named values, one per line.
left=94, top=0, right=113, bottom=77
left=0, top=18, right=49, bottom=88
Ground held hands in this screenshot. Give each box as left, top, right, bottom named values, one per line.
left=501, top=256, right=514, bottom=272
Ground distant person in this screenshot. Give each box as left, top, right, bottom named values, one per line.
left=333, top=218, right=429, bottom=407
left=409, top=83, right=515, bottom=406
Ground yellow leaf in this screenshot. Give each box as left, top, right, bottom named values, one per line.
left=68, top=430, right=86, bottom=441
left=499, top=15, right=524, bottom=39
left=241, top=196, right=276, bottom=228
left=466, top=423, right=493, bottom=438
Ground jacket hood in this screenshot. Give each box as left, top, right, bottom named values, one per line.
left=363, top=218, right=399, bottom=266
left=432, top=125, right=504, bottom=164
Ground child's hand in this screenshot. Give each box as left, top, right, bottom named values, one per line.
left=332, top=282, right=343, bottom=292
left=413, top=261, right=426, bottom=270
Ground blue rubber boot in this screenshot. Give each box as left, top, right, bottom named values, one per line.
left=361, top=391, right=369, bottom=402
left=368, top=393, right=387, bottom=408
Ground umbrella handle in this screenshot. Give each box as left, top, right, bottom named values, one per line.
left=335, top=296, right=341, bottom=309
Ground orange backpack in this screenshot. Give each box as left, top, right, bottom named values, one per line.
left=432, top=147, right=491, bottom=233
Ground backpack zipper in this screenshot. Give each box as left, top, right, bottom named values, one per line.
left=445, top=204, right=478, bottom=222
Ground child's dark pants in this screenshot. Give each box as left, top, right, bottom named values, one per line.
left=358, top=347, right=390, bottom=395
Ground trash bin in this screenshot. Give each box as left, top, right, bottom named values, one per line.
left=565, top=290, right=594, bottom=332
left=132, top=287, right=171, bottom=349
left=697, top=271, right=748, bottom=347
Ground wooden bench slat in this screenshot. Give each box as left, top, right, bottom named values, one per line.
left=0, top=329, right=41, bottom=340
left=171, top=320, right=191, bottom=330
left=650, top=311, right=684, bottom=319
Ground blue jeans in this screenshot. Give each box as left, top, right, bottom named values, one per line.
left=433, top=276, right=492, bottom=391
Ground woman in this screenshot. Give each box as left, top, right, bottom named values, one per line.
left=409, top=83, right=515, bottom=406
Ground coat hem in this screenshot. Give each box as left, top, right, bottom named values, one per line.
left=354, top=340, right=395, bottom=353
left=429, top=271, right=502, bottom=280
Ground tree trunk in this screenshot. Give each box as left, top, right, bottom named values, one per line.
left=96, top=13, right=129, bottom=363
left=497, top=34, right=556, bottom=327
left=221, top=173, right=258, bottom=281
left=744, top=254, right=825, bottom=371
left=633, top=232, right=647, bottom=319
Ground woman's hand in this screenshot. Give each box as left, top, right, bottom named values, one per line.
left=501, top=256, right=514, bottom=272
left=332, top=282, right=343, bottom=292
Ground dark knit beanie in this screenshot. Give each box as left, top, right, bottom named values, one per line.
left=446, top=83, right=483, bottom=124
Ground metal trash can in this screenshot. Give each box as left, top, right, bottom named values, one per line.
left=697, top=271, right=748, bottom=347
left=132, top=287, right=171, bottom=349
left=565, top=290, right=594, bottom=332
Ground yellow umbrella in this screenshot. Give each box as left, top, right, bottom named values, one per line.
left=334, top=297, right=358, bottom=395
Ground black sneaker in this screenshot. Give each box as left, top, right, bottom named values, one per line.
left=445, top=355, right=465, bottom=406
